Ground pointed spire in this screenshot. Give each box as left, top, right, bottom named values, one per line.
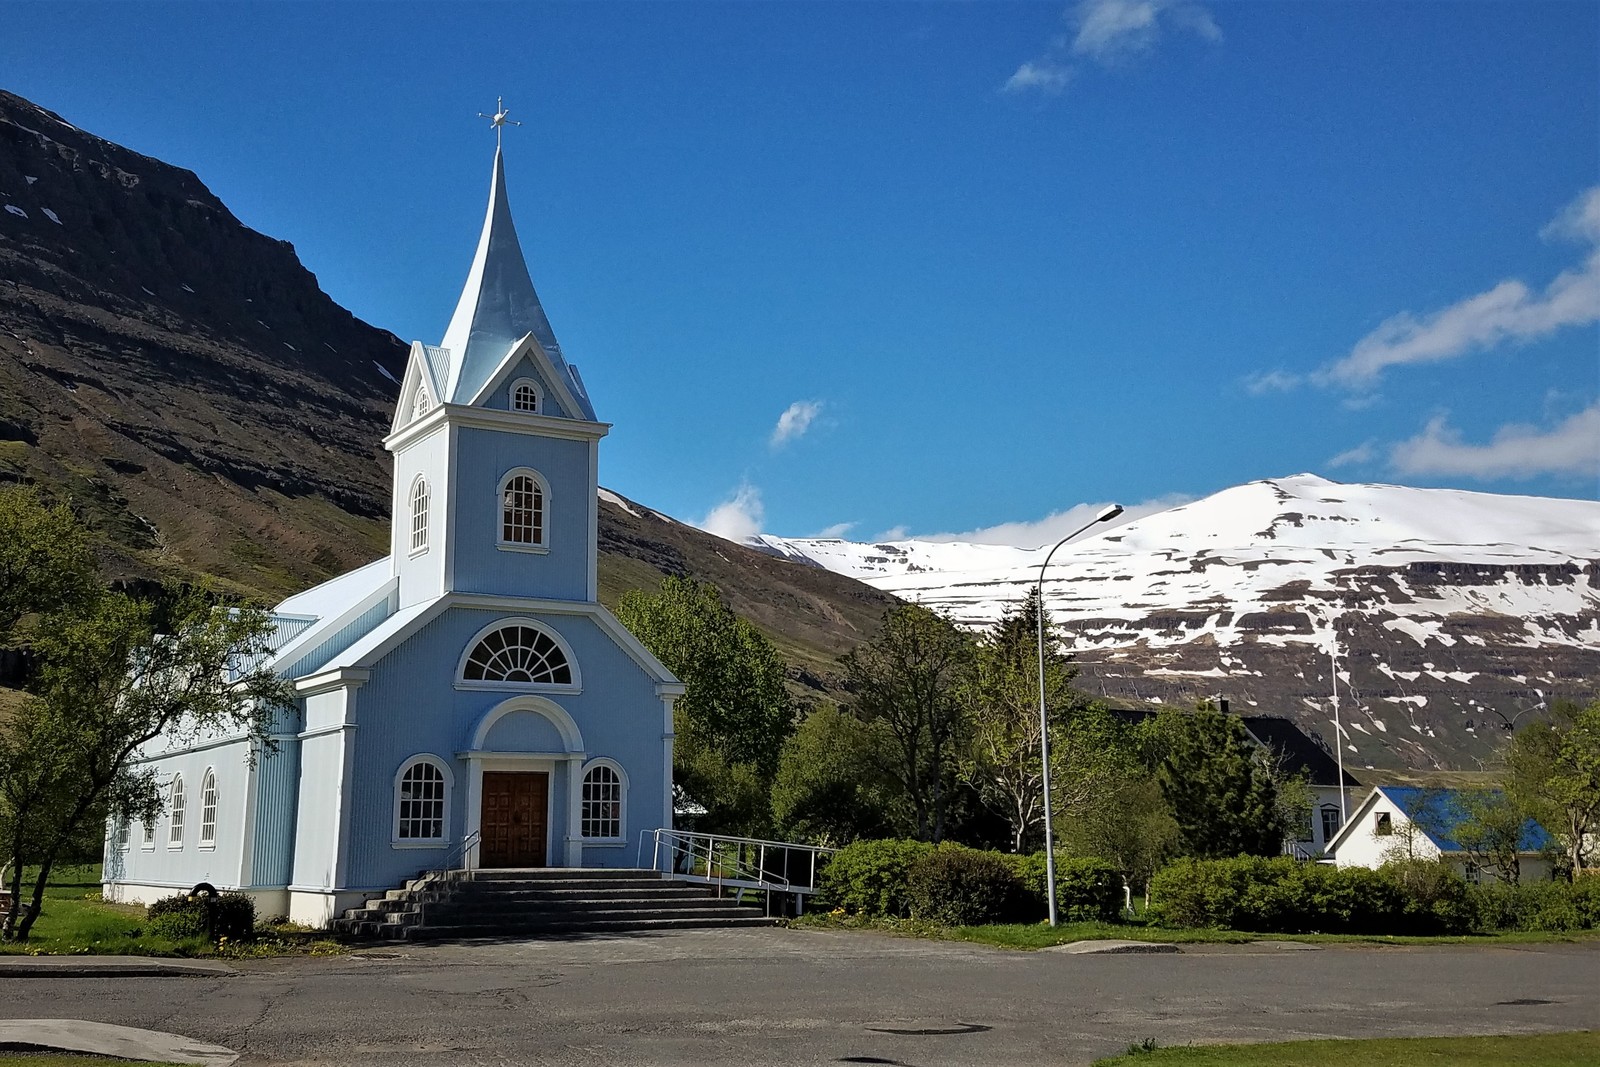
left=440, top=146, right=582, bottom=410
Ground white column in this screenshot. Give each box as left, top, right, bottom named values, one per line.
left=564, top=754, right=584, bottom=868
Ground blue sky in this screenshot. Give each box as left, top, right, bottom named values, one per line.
left=6, top=2, right=1597, bottom=546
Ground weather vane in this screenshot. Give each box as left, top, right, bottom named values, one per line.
left=478, top=97, right=523, bottom=147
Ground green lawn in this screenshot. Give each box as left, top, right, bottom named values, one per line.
left=0, top=864, right=341, bottom=957
left=1092, top=1031, right=1600, bottom=1066
left=790, top=912, right=1600, bottom=950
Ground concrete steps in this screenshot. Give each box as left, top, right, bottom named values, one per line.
left=331, top=868, right=775, bottom=941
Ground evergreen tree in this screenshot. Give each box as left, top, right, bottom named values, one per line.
left=1154, top=703, right=1287, bottom=859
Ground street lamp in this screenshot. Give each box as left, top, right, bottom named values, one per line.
left=1036, top=502, right=1123, bottom=927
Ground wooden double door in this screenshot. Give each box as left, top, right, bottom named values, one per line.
left=480, top=771, right=550, bottom=868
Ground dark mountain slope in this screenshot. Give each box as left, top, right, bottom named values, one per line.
left=0, top=89, right=895, bottom=686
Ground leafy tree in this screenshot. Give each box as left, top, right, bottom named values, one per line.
left=959, top=588, right=1085, bottom=852
left=1, top=589, right=294, bottom=940
left=1506, top=699, right=1600, bottom=875
left=1443, top=789, right=1539, bottom=885
left=770, top=703, right=890, bottom=844
left=840, top=604, right=974, bottom=843
left=616, top=578, right=793, bottom=833
left=0, top=485, right=98, bottom=644
left=1154, top=703, right=1288, bottom=859
left=1056, top=710, right=1179, bottom=901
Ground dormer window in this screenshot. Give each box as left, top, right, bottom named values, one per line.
left=414, top=387, right=432, bottom=420
left=511, top=378, right=541, bottom=414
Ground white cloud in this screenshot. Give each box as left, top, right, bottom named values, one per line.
left=698, top=483, right=765, bottom=543
left=1072, top=0, right=1220, bottom=63
left=1003, top=60, right=1073, bottom=95
left=1243, top=369, right=1302, bottom=395
left=815, top=521, right=857, bottom=539
left=919, top=495, right=1189, bottom=548
left=1389, top=402, right=1600, bottom=480
left=1003, top=0, right=1217, bottom=94
left=770, top=400, right=823, bottom=447
left=1323, top=186, right=1600, bottom=387
left=876, top=525, right=910, bottom=541
left=1328, top=441, right=1376, bottom=469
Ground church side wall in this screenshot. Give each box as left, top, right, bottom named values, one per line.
left=248, top=731, right=302, bottom=893
left=341, top=606, right=669, bottom=889
left=103, top=739, right=253, bottom=903
left=449, top=428, right=591, bottom=602
left=392, top=424, right=451, bottom=609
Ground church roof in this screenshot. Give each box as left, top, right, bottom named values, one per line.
left=438, top=146, right=596, bottom=419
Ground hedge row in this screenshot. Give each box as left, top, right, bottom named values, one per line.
left=816, top=839, right=1122, bottom=926
left=146, top=891, right=256, bottom=941
left=1148, top=856, right=1600, bottom=935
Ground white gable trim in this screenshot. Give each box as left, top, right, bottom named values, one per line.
left=382, top=403, right=608, bottom=453
left=1323, top=786, right=1384, bottom=856
left=388, top=342, right=447, bottom=437
left=319, top=592, right=684, bottom=697
left=468, top=332, right=586, bottom=420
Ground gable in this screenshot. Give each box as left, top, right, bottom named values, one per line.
left=464, top=332, right=594, bottom=421
left=389, top=342, right=446, bottom=435
left=475, top=354, right=572, bottom=418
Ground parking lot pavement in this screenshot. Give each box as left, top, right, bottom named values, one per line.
left=2, top=928, right=1596, bottom=1066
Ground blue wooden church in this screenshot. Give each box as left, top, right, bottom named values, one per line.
left=104, top=136, right=684, bottom=927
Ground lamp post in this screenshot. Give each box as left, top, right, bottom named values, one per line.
left=1036, top=502, right=1123, bottom=926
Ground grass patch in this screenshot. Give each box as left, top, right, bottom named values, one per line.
left=1, top=865, right=343, bottom=958
left=1092, top=1031, right=1600, bottom=1066
left=790, top=912, right=1600, bottom=950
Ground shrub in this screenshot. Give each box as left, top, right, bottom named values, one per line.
left=1468, top=879, right=1599, bottom=933
left=1007, top=854, right=1124, bottom=923
left=906, top=846, right=1027, bottom=926
left=1149, top=856, right=1417, bottom=934
left=1383, top=859, right=1473, bottom=935
left=816, top=839, right=935, bottom=918
left=146, top=891, right=256, bottom=941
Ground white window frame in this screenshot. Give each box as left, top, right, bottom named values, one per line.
left=393, top=755, right=454, bottom=848
left=413, top=386, right=432, bottom=420
left=510, top=377, right=542, bottom=414
left=579, top=758, right=628, bottom=844
left=496, top=467, right=551, bottom=554
left=1318, top=805, right=1342, bottom=845
left=114, top=817, right=131, bottom=852
left=168, top=774, right=185, bottom=849
left=198, top=767, right=218, bottom=849
left=454, top=617, right=582, bottom=692
left=141, top=815, right=157, bottom=850
left=409, top=475, right=431, bottom=556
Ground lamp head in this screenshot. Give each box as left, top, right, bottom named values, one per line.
left=1096, top=503, right=1125, bottom=523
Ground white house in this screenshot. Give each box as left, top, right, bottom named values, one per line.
left=104, top=133, right=685, bottom=927
left=1327, top=786, right=1556, bottom=883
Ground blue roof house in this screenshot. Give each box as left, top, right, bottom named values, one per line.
left=102, top=137, right=684, bottom=927
left=1326, top=786, right=1557, bottom=884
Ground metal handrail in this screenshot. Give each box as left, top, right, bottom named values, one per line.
left=427, top=829, right=481, bottom=882
left=640, top=828, right=836, bottom=899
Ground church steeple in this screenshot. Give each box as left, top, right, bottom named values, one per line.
left=437, top=141, right=595, bottom=419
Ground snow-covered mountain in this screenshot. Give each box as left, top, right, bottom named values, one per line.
left=751, top=475, right=1600, bottom=770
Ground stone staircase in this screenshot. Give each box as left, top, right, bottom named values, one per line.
left=332, top=868, right=778, bottom=940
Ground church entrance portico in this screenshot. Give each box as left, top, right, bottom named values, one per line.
left=480, top=771, right=549, bottom=868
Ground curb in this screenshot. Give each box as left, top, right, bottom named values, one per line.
left=0, top=1019, right=238, bottom=1065
left=1047, top=939, right=1183, bottom=955
left=0, top=957, right=236, bottom=978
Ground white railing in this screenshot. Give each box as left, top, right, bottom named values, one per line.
left=640, top=829, right=836, bottom=910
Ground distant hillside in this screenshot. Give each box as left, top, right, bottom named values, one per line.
left=0, top=88, right=896, bottom=693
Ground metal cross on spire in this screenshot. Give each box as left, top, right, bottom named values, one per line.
left=477, top=97, right=523, bottom=147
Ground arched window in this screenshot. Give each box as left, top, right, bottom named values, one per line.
left=413, top=387, right=432, bottom=420
left=499, top=471, right=546, bottom=547
left=461, top=623, right=573, bottom=684
left=581, top=762, right=624, bottom=840
left=199, top=768, right=218, bottom=847
left=410, top=477, right=430, bottom=553
left=395, top=758, right=449, bottom=842
left=168, top=774, right=185, bottom=848
left=511, top=378, right=541, bottom=414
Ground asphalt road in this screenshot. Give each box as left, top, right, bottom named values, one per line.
left=3, top=929, right=1597, bottom=1066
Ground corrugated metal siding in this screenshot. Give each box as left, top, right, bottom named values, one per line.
left=250, top=740, right=302, bottom=887
left=281, top=600, right=393, bottom=680
left=343, top=606, right=668, bottom=886
left=290, top=734, right=347, bottom=889
left=105, top=742, right=253, bottom=891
